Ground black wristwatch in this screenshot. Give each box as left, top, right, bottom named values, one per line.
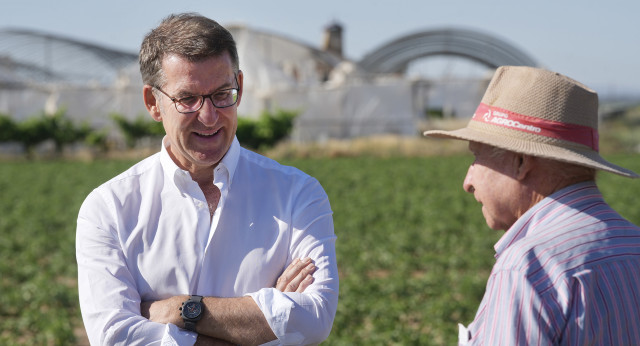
left=180, top=295, right=203, bottom=332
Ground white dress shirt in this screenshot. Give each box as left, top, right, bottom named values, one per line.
left=76, top=137, right=338, bottom=345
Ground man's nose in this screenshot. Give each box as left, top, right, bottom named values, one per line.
left=197, top=97, right=219, bottom=126
left=463, top=165, right=475, bottom=193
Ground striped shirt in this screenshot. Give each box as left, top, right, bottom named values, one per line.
left=466, top=181, right=640, bottom=345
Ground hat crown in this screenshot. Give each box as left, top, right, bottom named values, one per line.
left=482, top=66, right=598, bottom=129
left=423, top=66, right=638, bottom=178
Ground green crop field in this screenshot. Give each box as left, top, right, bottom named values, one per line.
left=1, top=154, right=639, bottom=345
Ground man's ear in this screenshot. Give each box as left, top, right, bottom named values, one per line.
left=235, top=70, right=244, bottom=108
left=143, top=85, right=162, bottom=122
left=516, top=154, right=536, bottom=181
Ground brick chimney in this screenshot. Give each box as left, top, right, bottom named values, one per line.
left=322, top=22, right=343, bottom=57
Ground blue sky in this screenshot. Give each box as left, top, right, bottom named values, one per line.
left=2, top=0, right=639, bottom=96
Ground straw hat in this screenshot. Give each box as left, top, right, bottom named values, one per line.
left=423, top=66, right=639, bottom=178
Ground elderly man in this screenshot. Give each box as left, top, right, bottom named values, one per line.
left=76, top=13, right=338, bottom=345
left=424, top=66, right=640, bottom=345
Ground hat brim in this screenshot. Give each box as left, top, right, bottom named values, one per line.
left=424, top=127, right=639, bottom=179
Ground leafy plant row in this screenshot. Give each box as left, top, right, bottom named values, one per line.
left=0, top=108, right=298, bottom=157
left=0, top=110, right=104, bottom=157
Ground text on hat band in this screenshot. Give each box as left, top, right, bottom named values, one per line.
left=471, top=103, right=599, bottom=151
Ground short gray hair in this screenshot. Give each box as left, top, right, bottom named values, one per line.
left=139, top=12, right=239, bottom=88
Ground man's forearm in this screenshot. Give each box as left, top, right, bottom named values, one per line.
left=142, top=295, right=274, bottom=345
left=197, top=296, right=276, bottom=345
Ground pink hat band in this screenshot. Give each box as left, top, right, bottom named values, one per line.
left=472, top=103, right=599, bottom=151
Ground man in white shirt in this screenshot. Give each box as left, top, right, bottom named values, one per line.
left=76, top=13, right=339, bottom=345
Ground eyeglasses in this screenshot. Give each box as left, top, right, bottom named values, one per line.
left=154, top=75, right=239, bottom=114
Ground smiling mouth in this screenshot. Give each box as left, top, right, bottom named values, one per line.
left=194, top=129, right=219, bottom=138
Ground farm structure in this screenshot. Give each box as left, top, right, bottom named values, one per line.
left=0, top=24, right=538, bottom=142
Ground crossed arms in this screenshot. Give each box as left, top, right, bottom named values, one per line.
left=140, top=258, right=317, bottom=345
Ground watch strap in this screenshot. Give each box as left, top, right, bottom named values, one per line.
left=184, top=320, right=197, bottom=332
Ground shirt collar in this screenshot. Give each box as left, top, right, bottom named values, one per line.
left=215, top=136, right=240, bottom=190
left=159, top=136, right=240, bottom=191
left=160, top=136, right=189, bottom=192
left=494, top=181, right=599, bottom=258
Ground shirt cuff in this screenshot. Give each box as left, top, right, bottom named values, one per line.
left=161, top=323, right=197, bottom=346
left=458, top=323, right=470, bottom=345
left=247, top=288, right=304, bottom=345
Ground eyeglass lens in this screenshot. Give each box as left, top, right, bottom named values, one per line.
left=175, top=89, right=238, bottom=113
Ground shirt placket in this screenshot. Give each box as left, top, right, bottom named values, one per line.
left=175, top=171, right=212, bottom=291
left=203, top=166, right=228, bottom=255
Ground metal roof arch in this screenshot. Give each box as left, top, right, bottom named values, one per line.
left=358, top=28, right=538, bottom=74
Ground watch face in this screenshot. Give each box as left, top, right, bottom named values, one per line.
left=183, top=301, right=202, bottom=319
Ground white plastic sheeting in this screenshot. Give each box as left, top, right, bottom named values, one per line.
left=293, top=79, right=418, bottom=141
left=0, top=75, right=145, bottom=128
